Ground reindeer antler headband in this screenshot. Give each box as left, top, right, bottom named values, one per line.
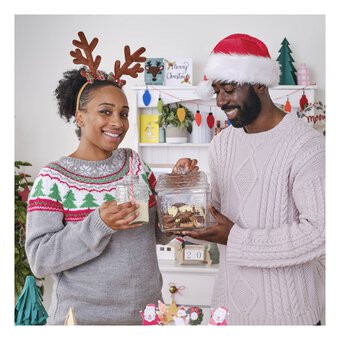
left=70, top=31, right=146, bottom=111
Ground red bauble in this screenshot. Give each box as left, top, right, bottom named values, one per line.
left=207, top=112, right=215, bottom=129
left=300, top=93, right=309, bottom=110
left=195, top=110, right=202, bottom=126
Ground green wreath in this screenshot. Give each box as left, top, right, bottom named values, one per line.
left=186, top=306, right=203, bottom=325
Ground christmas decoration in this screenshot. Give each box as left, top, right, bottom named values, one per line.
left=157, top=300, right=169, bottom=325
left=157, top=94, right=163, bottom=113
left=197, top=33, right=280, bottom=99
left=140, top=304, right=161, bottom=325
left=177, top=104, right=186, bottom=123
left=15, top=161, right=35, bottom=297
left=207, top=111, right=215, bottom=129
left=70, top=31, right=146, bottom=111
left=297, top=63, right=310, bottom=86
left=186, top=306, right=204, bottom=325
left=276, top=38, right=297, bottom=85
left=284, top=97, right=292, bottom=112
left=15, top=276, right=48, bottom=325
left=144, top=58, right=164, bottom=85
left=173, top=306, right=188, bottom=325
left=195, top=110, right=202, bottom=127
left=64, top=307, right=77, bottom=325
left=299, top=91, right=309, bottom=110
left=142, top=88, right=152, bottom=106
left=208, top=306, right=228, bottom=326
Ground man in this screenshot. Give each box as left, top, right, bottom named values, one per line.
left=183, top=33, right=325, bottom=325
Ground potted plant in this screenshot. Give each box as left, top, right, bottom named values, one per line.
left=157, top=103, right=194, bottom=143
left=15, top=161, right=35, bottom=298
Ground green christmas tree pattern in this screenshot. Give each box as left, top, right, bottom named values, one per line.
left=80, top=193, right=99, bottom=209
left=103, top=193, right=115, bottom=202
left=31, top=179, right=45, bottom=198
left=48, top=183, right=62, bottom=202
left=63, top=190, right=78, bottom=209
left=276, top=38, right=297, bottom=85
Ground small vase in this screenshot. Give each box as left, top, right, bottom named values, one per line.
left=165, top=126, right=187, bottom=143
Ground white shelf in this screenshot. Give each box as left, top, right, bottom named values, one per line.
left=139, top=143, right=210, bottom=147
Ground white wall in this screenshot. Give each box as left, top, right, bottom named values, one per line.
left=15, top=15, right=325, bottom=178
left=15, top=15, right=325, bottom=311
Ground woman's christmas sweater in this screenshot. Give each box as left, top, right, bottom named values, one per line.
left=25, top=148, right=169, bottom=325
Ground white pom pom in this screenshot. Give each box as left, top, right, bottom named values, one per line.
left=195, top=80, right=214, bottom=100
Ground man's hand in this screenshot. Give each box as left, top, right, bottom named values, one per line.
left=181, top=206, right=234, bottom=245
left=172, top=158, right=199, bottom=174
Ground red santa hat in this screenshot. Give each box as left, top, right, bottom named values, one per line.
left=196, top=33, right=280, bottom=99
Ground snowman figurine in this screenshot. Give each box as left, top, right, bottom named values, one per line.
left=208, top=306, right=228, bottom=326
left=140, top=304, right=161, bottom=325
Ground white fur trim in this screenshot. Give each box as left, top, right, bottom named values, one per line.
left=196, top=80, right=214, bottom=100
left=205, top=53, right=280, bottom=87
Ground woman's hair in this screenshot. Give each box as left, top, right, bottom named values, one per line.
left=54, top=68, right=121, bottom=138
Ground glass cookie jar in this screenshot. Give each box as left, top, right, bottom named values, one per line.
left=155, top=171, right=210, bottom=232
left=116, top=175, right=149, bottom=225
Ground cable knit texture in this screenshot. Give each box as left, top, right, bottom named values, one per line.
left=209, top=114, right=325, bottom=325
left=25, top=148, right=171, bottom=325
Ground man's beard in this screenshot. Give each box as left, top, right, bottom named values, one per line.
left=222, top=86, right=262, bottom=128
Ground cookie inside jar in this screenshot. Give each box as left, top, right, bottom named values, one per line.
left=155, top=172, right=210, bottom=232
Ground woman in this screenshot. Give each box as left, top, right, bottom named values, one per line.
left=25, top=32, right=197, bottom=325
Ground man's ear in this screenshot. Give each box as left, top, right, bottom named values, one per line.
left=75, top=110, right=85, bottom=127
left=253, top=84, right=267, bottom=94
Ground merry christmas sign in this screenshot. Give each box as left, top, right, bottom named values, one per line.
left=164, top=58, right=192, bottom=86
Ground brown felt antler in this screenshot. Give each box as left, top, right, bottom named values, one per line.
left=113, top=46, right=147, bottom=85
left=70, top=31, right=102, bottom=76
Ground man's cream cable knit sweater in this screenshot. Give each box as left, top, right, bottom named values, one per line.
left=209, top=114, right=325, bottom=325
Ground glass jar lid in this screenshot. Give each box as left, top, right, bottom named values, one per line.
left=155, top=171, right=209, bottom=192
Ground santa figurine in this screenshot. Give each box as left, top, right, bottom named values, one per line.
left=140, top=304, right=161, bottom=325
left=173, top=306, right=188, bottom=325
left=208, top=306, right=228, bottom=326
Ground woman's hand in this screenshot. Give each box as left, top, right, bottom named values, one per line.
left=99, top=200, right=143, bottom=230
left=180, top=206, right=234, bottom=245
left=172, top=158, right=199, bottom=174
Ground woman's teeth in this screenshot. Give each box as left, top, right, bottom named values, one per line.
left=104, top=132, right=120, bottom=138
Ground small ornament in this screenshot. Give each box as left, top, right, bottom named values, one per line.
left=157, top=300, right=169, bottom=325
left=195, top=110, right=202, bottom=127
left=140, top=304, right=161, bottom=325
left=166, top=298, right=179, bottom=322
left=157, top=95, right=163, bottom=113
left=208, top=306, right=228, bottom=326
left=186, top=306, right=204, bottom=325
left=15, top=276, right=48, bottom=325
left=207, top=111, right=215, bottom=129
left=18, top=185, right=31, bottom=202
left=276, top=38, right=297, bottom=85
left=173, top=306, right=188, bottom=325
left=143, top=88, right=152, bottom=106
left=299, top=91, right=309, bottom=110
left=284, top=97, right=292, bottom=112
left=297, top=63, right=310, bottom=86
left=64, top=307, right=77, bottom=325
left=177, top=105, right=186, bottom=123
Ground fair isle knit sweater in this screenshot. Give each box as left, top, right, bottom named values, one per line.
left=209, top=114, right=325, bottom=325
left=25, top=148, right=170, bottom=325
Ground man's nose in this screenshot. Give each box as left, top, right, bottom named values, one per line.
left=216, top=90, right=230, bottom=108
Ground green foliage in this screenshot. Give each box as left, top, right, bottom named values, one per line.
left=15, top=161, right=34, bottom=298
left=157, top=103, right=194, bottom=133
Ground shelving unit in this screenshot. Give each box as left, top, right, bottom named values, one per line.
left=130, top=85, right=317, bottom=174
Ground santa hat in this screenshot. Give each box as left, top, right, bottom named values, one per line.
left=196, top=33, right=280, bottom=99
